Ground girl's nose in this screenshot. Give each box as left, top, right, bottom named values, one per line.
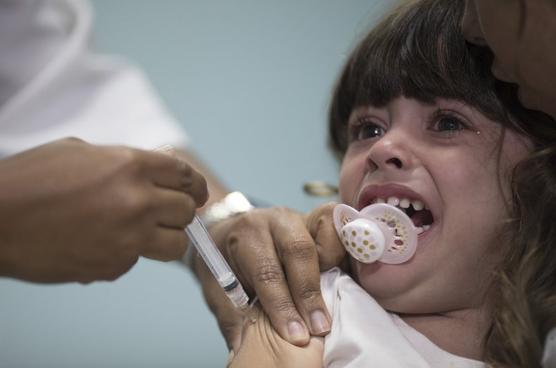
left=366, top=130, right=412, bottom=172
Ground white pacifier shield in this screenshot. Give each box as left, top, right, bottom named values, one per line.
left=340, top=218, right=386, bottom=263
left=333, top=203, right=418, bottom=265
left=361, top=203, right=417, bottom=264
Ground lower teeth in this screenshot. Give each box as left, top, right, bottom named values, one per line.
left=416, top=224, right=431, bottom=234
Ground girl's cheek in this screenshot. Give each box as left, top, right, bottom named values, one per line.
left=338, top=157, right=360, bottom=205
left=338, top=164, right=350, bottom=203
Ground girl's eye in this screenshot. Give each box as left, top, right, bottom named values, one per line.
left=436, top=117, right=465, bottom=131
left=429, top=112, right=470, bottom=136
left=349, top=119, right=385, bottom=142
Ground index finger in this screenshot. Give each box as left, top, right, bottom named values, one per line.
left=148, top=147, right=208, bottom=207
left=270, top=214, right=332, bottom=338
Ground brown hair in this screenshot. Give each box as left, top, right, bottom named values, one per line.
left=327, top=0, right=556, bottom=366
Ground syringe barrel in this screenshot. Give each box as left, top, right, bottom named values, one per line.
left=185, top=216, right=250, bottom=309
left=185, top=216, right=236, bottom=288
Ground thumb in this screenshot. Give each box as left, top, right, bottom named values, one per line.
left=306, top=202, right=346, bottom=270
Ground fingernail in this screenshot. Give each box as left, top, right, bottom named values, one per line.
left=310, top=309, right=330, bottom=335
left=287, top=320, right=308, bottom=342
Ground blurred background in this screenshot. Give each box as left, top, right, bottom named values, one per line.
left=0, top=0, right=395, bottom=366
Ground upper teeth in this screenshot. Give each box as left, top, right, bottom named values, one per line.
left=372, top=196, right=432, bottom=234
left=378, top=196, right=427, bottom=211
left=399, top=198, right=410, bottom=208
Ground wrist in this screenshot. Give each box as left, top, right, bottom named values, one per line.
left=200, top=191, right=255, bottom=228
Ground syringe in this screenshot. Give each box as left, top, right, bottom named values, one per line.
left=185, top=215, right=250, bottom=311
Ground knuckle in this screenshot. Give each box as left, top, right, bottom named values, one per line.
left=233, top=207, right=281, bottom=228
left=120, top=188, right=153, bottom=216
left=272, top=206, right=294, bottom=218
left=224, top=233, right=241, bottom=256
left=322, top=202, right=338, bottom=216
left=254, top=262, right=285, bottom=287
left=296, top=284, right=322, bottom=303
left=281, top=239, right=316, bottom=262
left=221, top=233, right=245, bottom=267
left=234, top=210, right=260, bottom=227
left=224, top=213, right=260, bottom=237
left=321, top=202, right=337, bottom=215
left=268, top=295, right=298, bottom=315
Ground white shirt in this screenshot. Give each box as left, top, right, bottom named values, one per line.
left=321, top=268, right=486, bottom=368
left=544, top=328, right=556, bottom=368
left=0, top=0, right=188, bottom=157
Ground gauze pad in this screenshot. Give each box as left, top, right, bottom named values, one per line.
left=333, top=203, right=418, bottom=264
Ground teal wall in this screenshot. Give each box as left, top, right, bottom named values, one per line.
left=0, top=1, right=395, bottom=367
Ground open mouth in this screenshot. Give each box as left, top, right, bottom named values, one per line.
left=369, top=196, right=434, bottom=234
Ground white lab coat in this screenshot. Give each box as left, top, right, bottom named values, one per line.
left=0, top=0, right=189, bottom=158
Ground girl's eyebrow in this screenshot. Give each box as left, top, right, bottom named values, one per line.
left=432, top=100, right=483, bottom=118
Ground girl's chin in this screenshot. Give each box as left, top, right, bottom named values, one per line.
left=351, top=225, right=438, bottom=296
left=354, top=253, right=424, bottom=294
left=355, top=266, right=416, bottom=305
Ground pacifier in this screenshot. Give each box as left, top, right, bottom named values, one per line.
left=333, top=203, right=418, bottom=264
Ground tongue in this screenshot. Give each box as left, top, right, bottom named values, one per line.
left=410, top=210, right=433, bottom=227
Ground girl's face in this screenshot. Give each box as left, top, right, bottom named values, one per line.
left=338, top=97, right=531, bottom=314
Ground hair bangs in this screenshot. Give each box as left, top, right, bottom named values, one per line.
left=329, top=0, right=508, bottom=155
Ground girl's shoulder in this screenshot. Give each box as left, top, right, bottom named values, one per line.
left=321, top=267, right=485, bottom=368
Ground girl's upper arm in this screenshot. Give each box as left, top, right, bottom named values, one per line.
left=228, top=306, right=324, bottom=368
